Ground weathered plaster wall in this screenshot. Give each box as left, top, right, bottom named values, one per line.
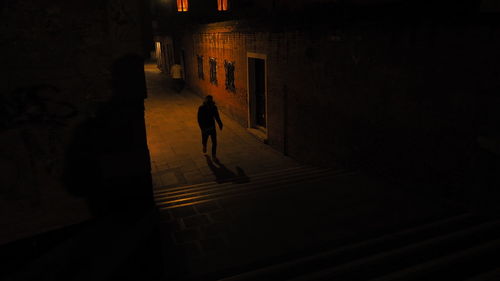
left=1, top=0, right=152, bottom=245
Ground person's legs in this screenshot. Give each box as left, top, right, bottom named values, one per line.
left=201, top=130, right=209, bottom=153
left=173, top=79, right=180, bottom=92
left=210, top=130, right=217, bottom=159
left=174, top=79, right=183, bottom=92
left=176, top=79, right=182, bottom=92
left=179, top=79, right=184, bottom=92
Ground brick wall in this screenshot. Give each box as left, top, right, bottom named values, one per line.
left=181, top=24, right=248, bottom=126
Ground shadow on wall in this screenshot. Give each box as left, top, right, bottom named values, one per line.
left=61, top=54, right=166, bottom=280
left=63, top=53, right=152, bottom=217
left=0, top=84, right=78, bottom=203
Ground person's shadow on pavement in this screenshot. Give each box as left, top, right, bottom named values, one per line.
left=205, top=155, right=250, bottom=184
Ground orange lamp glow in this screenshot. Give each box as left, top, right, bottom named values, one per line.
left=217, top=0, right=228, bottom=11
left=177, top=0, right=188, bottom=12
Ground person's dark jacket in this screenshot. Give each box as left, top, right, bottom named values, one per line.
left=197, top=102, right=223, bottom=130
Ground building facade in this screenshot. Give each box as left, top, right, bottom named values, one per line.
left=152, top=0, right=500, bottom=205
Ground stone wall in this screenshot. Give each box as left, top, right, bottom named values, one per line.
left=1, top=0, right=152, bottom=245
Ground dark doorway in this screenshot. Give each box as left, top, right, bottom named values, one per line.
left=248, top=56, right=266, bottom=129
left=181, top=49, right=187, bottom=82
left=166, top=43, right=174, bottom=71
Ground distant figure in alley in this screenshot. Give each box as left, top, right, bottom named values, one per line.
left=197, top=95, right=223, bottom=160
left=170, top=62, right=184, bottom=92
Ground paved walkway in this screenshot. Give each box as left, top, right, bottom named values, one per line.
left=143, top=63, right=461, bottom=281
left=144, top=63, right=299, bottom=189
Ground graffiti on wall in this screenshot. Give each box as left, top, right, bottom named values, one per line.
left=108, top=0, right=138, bottom=41
left=0, top=84, right=78, bottom=200
left=1, top=84, right=77, bottom=130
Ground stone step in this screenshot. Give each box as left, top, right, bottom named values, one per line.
left=370, top=238, right=500, bottom=281
left=155, top=169, right=355, bottom=209
left=286, top=218, right=500, bottom=281
left=154, top=167, right=346, bottom=201
left=466, top=267, right=500, bottom=281
left=217, top=213, right=476, bottom=281
left=153, top=165, right=321, bottom=195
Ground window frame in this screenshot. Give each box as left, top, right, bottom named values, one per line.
left=177, top=0, right=188, bottom=12
left=217, top=0, right=228, bottom=11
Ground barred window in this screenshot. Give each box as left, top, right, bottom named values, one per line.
left=217, top=0, right=228, bottom=11
left=224, top=60, right=235, bottom=92
left=177, top=0, right=188, bottom=12
left=197, top=55, right=204, bottom=80
left=209, top=57, right=217, bottom=85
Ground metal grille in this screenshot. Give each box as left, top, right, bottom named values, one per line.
left=224, top=60, right=235, bottom=92
left=197, top=55, right=204, bottom=80
left=209, top=57, right=217, bottom=85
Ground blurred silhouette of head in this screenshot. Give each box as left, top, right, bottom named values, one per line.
left=204, top=95, right=215, bottom=106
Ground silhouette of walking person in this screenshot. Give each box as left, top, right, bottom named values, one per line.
left=197, top=95, right=223, bottom=160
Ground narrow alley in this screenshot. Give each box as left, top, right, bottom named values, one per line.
left=5, top=1, right=500, bottom=280
left=144, top=63, right=300, bottom=188
left=143, top=62, right=463, bottom=281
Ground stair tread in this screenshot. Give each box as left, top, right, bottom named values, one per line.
left=370, top=238, right=500, bottom=281
left=153, top=165, right=311, bottom=193
left=218, top=213, right=477, bottom=281
left=154, top=167, right=343, bottom=199
left=466, top=267, right=500, bottom=281
left=154, top=169, right=348, bottom=202
left=157, top=170, right=357, bottom=209
left=286, top=219, right=500, bottom=281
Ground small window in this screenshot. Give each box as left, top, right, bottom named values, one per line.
left=197, top=55, right=204, bottom=80
left=224, top=60, right=235, bottom=92
left=209, top=57, right=217, bottom=85
left=177, top=0, right=188, bottom=12
left=217, top=0, right=228, bottom=11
